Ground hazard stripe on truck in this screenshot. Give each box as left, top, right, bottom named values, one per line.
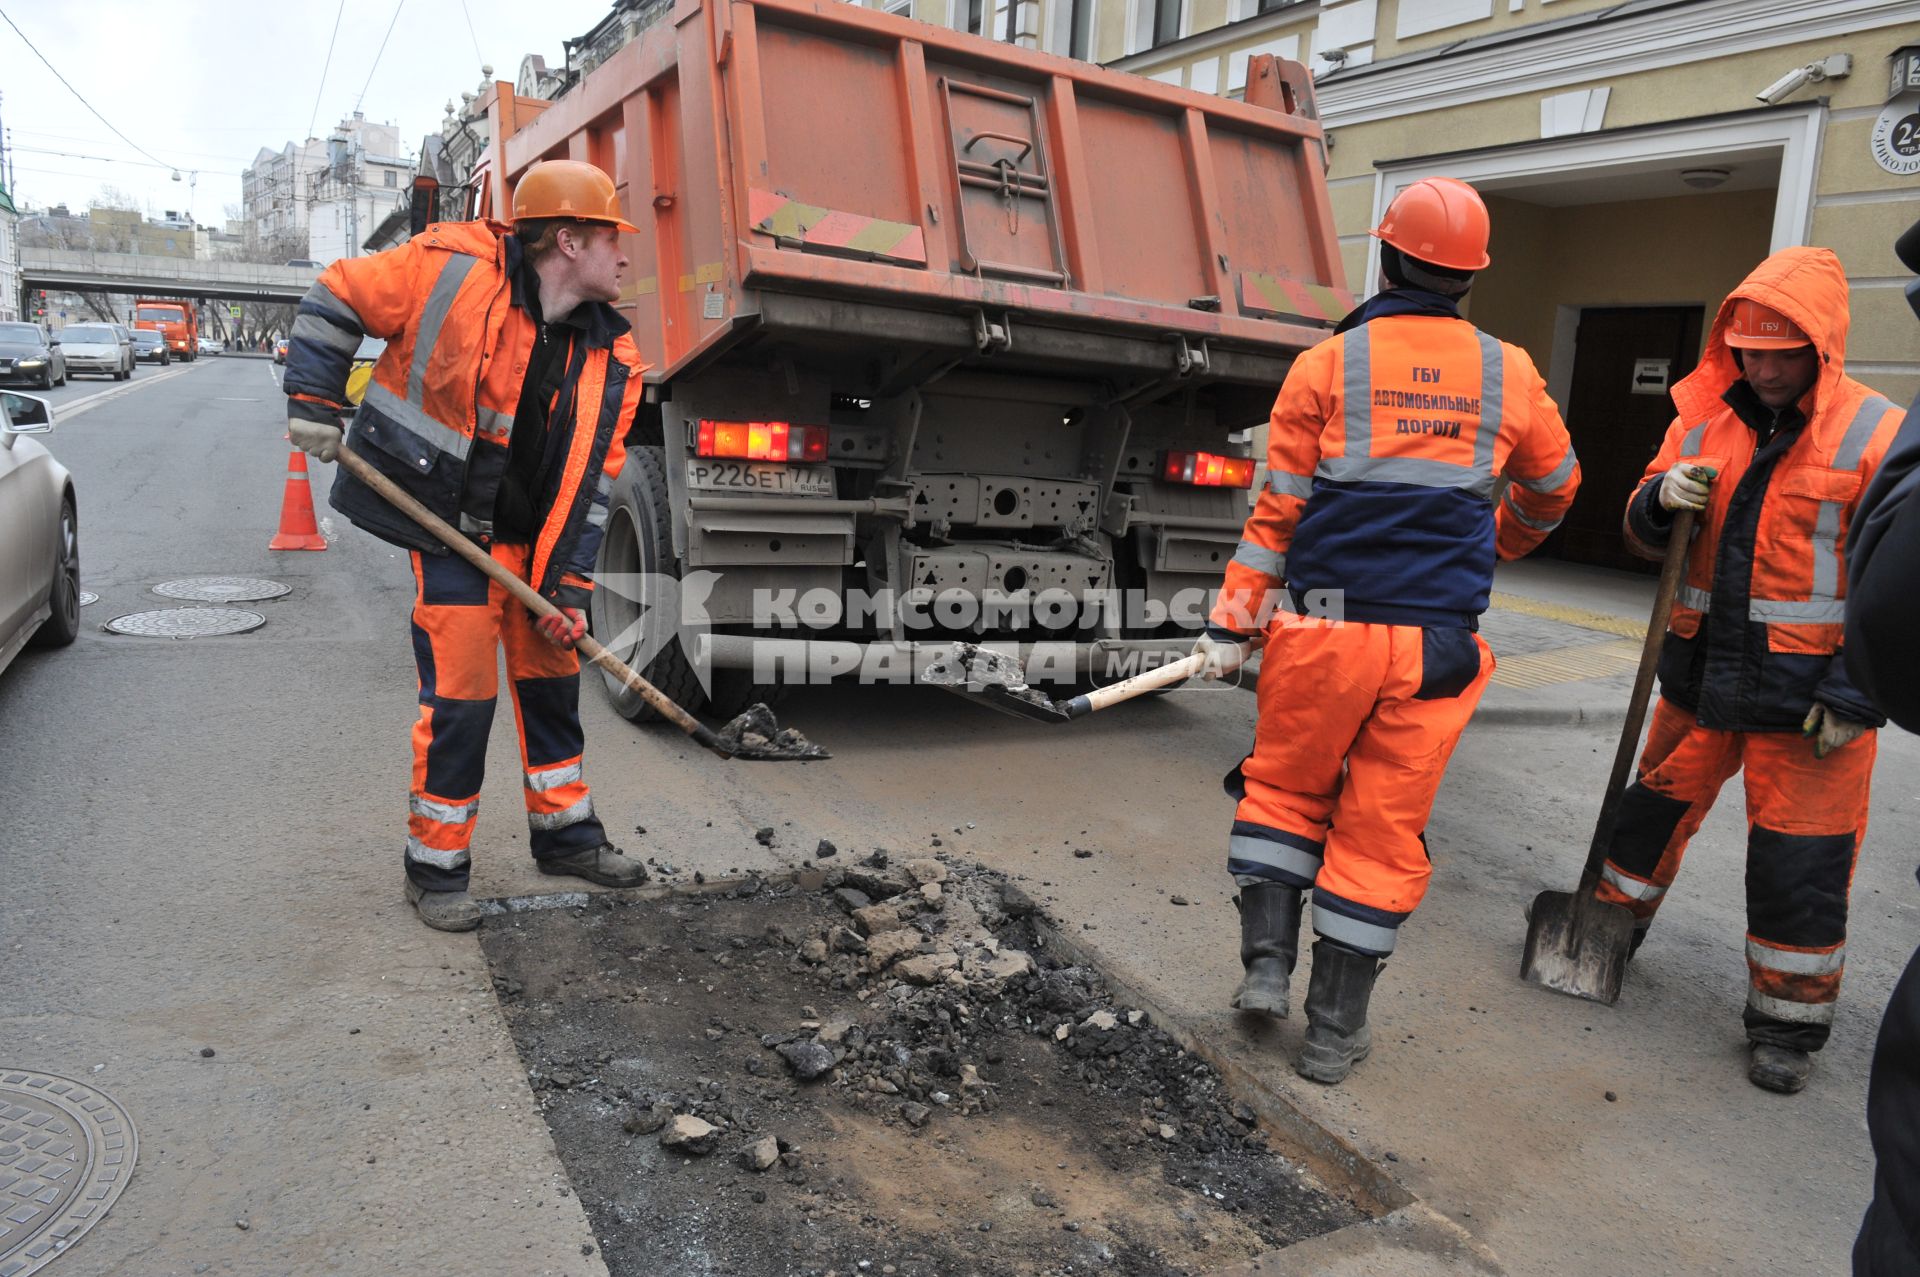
left=1238, top=272, right=1355, bottom=327
left=748, top=189, right=928, bottom=266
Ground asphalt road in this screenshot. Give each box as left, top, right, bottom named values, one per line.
left=2, top=354, right=1915, bottom=1275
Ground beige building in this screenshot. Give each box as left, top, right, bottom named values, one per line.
left=861, top=0, right=1919, bottom=569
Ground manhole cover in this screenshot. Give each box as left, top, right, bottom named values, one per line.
left=76, top=593, right=97, bottom=608
left=103, top=608, right=265, bottom=639
left=0, top=1069, right=138, bottom=1277
left=152, top=576, right=291, bottom=603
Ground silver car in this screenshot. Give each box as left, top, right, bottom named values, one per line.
left=58, top=322, right=134, bottom=380
left=0, top=391, right=79, bottom=676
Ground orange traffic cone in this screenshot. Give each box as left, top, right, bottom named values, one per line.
left=269, top=447, right=329, bottom=551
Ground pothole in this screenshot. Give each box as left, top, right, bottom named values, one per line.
left=0, top=1069, right=138, bottom=1276
left=479, top=861, right=1367, bottom=1276
left=103, top=608, right=265, bottom=638
left=151, top=576, right=291, bottom=603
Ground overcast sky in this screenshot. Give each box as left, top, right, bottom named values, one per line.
left=1, top=0, right=618, bottom=223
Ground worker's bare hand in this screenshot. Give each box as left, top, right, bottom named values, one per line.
left=536, top=608, right=588, bottom=650
left=1802, top=702, right=1868, bottom=759
left=1659, top=463, right=1717, bottom=512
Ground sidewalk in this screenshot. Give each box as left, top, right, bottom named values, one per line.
left=1474, top=558, right=1658, bottom=726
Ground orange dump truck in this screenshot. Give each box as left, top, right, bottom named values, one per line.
left=131, top=299, right=198, bottom=362
left=467, top=0, right=1350, bottom=718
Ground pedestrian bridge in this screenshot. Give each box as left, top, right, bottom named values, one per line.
left=20, top=248, right=321, bottom=304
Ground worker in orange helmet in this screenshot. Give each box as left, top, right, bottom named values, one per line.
left=1595, top=247, right=1904, bottom=1093
left=1197, top=176, right=1580, bottom=1084
left=282, top=159, right=653, bottom=931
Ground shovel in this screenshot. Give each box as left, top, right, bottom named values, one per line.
left=1520, top=506, right=1696, bottom=1004
left=922, top=641, right=1211, bottom=723
left=335, top=444, right=827, bottom=761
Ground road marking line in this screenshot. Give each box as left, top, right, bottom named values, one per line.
left=57, top=364, right=200, bottom=422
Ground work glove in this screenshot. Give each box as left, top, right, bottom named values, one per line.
left=1802, top=702, right=1868, bottom=759
left=536, top=607, right=588, bottom=651
left=287, top=416, right=343, bottom=463
left=1659, top=463, right=1717, bottom=512
left=1192, top=630, right=1253, bottom=681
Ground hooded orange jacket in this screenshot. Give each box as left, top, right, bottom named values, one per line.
left=1623, top=247, right=1904, bottom=731
left=284, top=221, right=645, bottom=611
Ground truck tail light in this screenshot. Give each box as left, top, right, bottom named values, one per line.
left=1161, top=450, right=1254, bottom=489
left=696, top=420, right=830, bottom=463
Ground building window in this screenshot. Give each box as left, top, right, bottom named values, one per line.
left=885, top=0, right=910, bottom=13
left=385, top=170, right=397, bottom=187
left=1069, top=0, right=1093, bottom=57
left=1152, top=0, right=1180, bottom=45
left=966, top=0, right=983, bottom=34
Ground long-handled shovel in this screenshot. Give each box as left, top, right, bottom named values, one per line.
left=1520, top=507, right=1696, bottom=1004
left=336, top=444, right=827, bottom=761
left=921, top=641, right=1211, bottom=723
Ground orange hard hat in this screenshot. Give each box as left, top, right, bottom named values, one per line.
left=1723, top=298, right=1810, bottom=350
left=511, top=160, right=638, bottom=233
left=1371, top=177, right=1491, bottom=272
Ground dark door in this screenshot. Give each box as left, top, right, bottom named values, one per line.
left=1544, top=305, right=1704, bottom=572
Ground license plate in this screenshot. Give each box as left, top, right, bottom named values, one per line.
left=685, top=459, right=833, bottom=497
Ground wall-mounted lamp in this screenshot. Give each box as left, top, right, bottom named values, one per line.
left=1680, top=168, right=1732, bottom=189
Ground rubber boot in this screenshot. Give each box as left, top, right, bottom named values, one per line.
left=537, top=841, right=650, bottom=887
left=405, top=879, right=482, bottom=932
left=1231, top=883, right=1304, bottom=1017
left=1295, top=939, right=1381, bottom=1085
left=1748, top=1042, right=1813, bottom=1094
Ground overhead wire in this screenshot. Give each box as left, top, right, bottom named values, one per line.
left=0, top=3, right=178, bottom=169
left=356, top=0, right=410, bottom=113
left=456, top=0, right=484, bottom=66
left=306, top=0, right=349, bottom=143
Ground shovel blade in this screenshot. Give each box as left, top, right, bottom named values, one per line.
left=921, top=642, right=1074, bottom=723
left=713, top=702, right=831, bottom=761
left=1519, top=888, right=1637, bottom=1005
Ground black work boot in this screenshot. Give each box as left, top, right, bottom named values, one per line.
left=538, top=842, right=650, bottom=887
left=405, top=879, right=482, bottom=932
left=1748, top=1042, right=1813, bottom=1094
left=1295, top=939, right=1381, bottom=1085
left=1231, top=883, right=1304, bottom=1017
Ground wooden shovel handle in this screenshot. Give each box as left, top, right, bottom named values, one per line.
left=1065, top=651, right=1210, bottom=718
left=334, top=444, right=729, bottom=757
left=1579, top=507, right=1697, bottom=883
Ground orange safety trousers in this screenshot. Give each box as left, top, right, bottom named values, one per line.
left=403, top=544, right=606, bottom=891
left=1226, top=617, right=1493, bottom=957
left=1595, top=696, right=1874, bottom=1050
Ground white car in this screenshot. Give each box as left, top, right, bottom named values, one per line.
left=58, top=322, right=134, bottom=380
left=198, top=336, right=221, bottom=356
left=0, top=391, right=78, bottom=676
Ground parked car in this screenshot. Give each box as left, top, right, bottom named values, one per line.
left=198, top=336, right=221, bottom=356
left=273, top=337, right=289, bottom=364
left=59, top=323, right=134, bottom=380
left=0, top=390, right=78, bottom=676
left=0, top=322, right=66, bottom=389
left=131, top=329, right=171, bottom=366
left=283, top=259, right=322, bottom=269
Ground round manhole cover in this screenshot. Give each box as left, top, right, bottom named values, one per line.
left=152, top=576, right=291, bottom=603
left=104, top=608, right=265, bottom=638
left=77, top=592, right=98, bottom=608
left=0, top=1069, right=138, bottom=1276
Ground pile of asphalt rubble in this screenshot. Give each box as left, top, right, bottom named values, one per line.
left=517, top=852, right=1284, bottom=1202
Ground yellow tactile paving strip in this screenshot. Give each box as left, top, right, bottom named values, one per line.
left=1489, top=591, right=1647, bottom=639
left=1491, top=638, right=1644, bottom=689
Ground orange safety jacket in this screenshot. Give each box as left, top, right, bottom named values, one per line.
left=284, top=220, right=645, bottom=611
left=1210, top=291, right=1579, bottom=635
left=1623, top=247, right=1904, bottom=732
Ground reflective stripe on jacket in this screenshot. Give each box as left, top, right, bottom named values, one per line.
left=1211, top=302, right=1578, bottom=633
left=284, top=220, right=644, bottom=610
left=1622, top=246, right=1904, bottom=731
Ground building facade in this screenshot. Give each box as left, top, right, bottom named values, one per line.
left=244, top=113, right=414, bottom=264
left=0, top=183, right=17, bottom=323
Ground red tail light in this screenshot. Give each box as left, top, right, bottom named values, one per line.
left=695, top=420, right=830, bottom=463
left=1161, top=450, right=1254, bottom=489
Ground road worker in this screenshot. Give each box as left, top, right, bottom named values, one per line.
left=282, top=160, right=651, bottom=932
left=1196, top=177, right=1580, bottom=1084
left=1593, top=247, right=1904, bottom=1093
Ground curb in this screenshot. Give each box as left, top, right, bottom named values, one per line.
left=1473, top=701, right=1629, bottom=727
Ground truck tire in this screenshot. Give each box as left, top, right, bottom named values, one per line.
left=590, top=446, right=704, bottom=721
left=705, top=669, right=789, bottom=719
